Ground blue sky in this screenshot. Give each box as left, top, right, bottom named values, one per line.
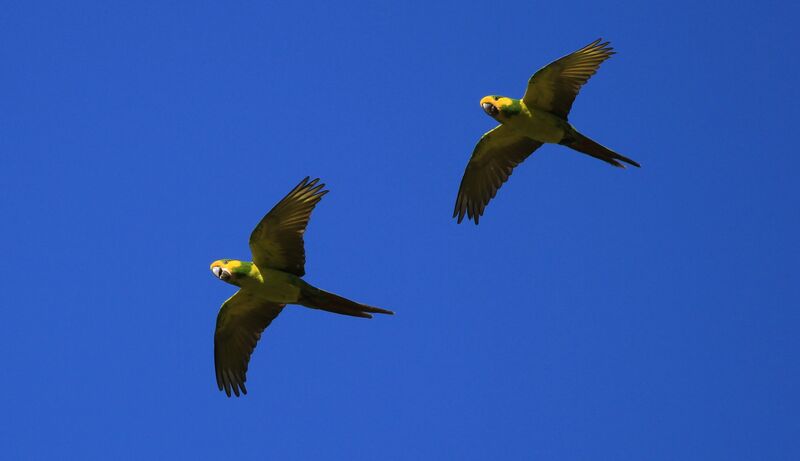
left=2, top=1, right=798, bottom=459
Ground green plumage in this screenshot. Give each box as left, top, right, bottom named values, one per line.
left=453, top=39, right=641, bottom=225
left=209, top=177, right=392, bottom=397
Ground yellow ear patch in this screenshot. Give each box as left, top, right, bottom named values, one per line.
left=226, top=260, right=242, bottom=270
left=479, top=95, right=514, bottom=109
left=495, top=97, right=514, bottom=108
left=210, top=260, right=243, bottom=270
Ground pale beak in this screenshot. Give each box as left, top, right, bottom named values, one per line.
left=482, top=102, right=499, bottom=116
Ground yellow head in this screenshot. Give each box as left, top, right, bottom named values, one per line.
left=209, top=259, right=251, bottom=286
left=480, top=95, right=522, bottom=120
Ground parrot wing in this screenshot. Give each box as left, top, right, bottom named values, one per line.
left=523, top=39, right=614, bottom=119
left=454, top=124, right=542, bottom=224
left=214, top=289, right=285, bottom=397
left=249, top=177, right=327, bottom=277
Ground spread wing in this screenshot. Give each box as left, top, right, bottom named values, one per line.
left=249, top=177, right=327, bottom=277
left=522, top=39, right=614, bottom=119
left=453, top=124, right=542, bottom=224
left=214, top=290, right=285, bottom=397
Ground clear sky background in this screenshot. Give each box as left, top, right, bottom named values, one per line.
left=2, top=1, right=798, bottom=459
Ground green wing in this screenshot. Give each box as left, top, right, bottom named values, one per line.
left=453, top=124, right=542, bottom=224
left=249, top=177, right=327, bottom=277
left=522, top=39, right=614, bottom=119
left=214, top=289, right=284, bottom=397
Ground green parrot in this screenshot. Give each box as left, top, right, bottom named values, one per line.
left=453, top=39, right=641, bottom=224
left=209, top=177, right=393, bottom=397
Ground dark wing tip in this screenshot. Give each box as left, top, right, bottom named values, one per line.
left=453, top=202, right=464, bottom=223
left=453, top=191, right=465, bottom=223
left=297, top=177, right=328, bottom=198
left=226, top=372, right=247, bottom=398
left=454, top=184, right=483, bottom=225
left=217, top=366, right=249, bottom=398
left=453, top=192, right=484, bottom=225
left=292, top=176, right=327, bottom=195
left=305, top=178, right=324, bottom=193
left=584, top=38, right=614, bottom=55
left=454, top=200, right=476, bottom=224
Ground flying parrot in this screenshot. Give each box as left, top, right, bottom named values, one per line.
left=209, top=177, right=393, bottom=397
left=453, top=39, right=640, bottom=224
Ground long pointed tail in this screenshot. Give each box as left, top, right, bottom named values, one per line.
left=300, top=286, right=393, bottom=318
left=560, top=131, right=640, bottom=168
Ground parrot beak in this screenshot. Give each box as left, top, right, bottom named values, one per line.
left=211, top=265, right=231, bottom=281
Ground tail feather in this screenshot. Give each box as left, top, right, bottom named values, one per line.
left=561, top=131, right=640, bottom=168
left=300, top=287, right=393, bottom=318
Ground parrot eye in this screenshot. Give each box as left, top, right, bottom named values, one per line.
left=482, top=102, right=499, bottom=116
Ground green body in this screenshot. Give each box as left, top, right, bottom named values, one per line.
left=500, top=98, right=569, bottom=144
left=454, top=40, right=640, bottom=224
left=219, top=259, right=306, bottom=304
left=209, top=177, right=392, bottom=397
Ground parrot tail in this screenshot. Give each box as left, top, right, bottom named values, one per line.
left=299, top=286, right=393, bottom=318
left=560, top=130, right=640, bottom=168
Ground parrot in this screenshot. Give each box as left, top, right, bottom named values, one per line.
left=209, top=177, right=393, bottom=397
left=453, top=39, right=640, bottom=224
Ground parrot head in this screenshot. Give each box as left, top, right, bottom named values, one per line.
left=480, top=95, right=522, bottom=121
left=210, top=259, right=255, bottom=287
